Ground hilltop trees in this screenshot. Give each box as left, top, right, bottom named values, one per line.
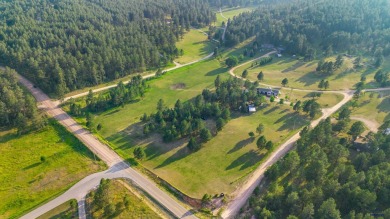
left=224, top=0, right=390, bottom=60
left=0, top=0, right=216, bottom=96
left=257, top=71, right=264, bottom=81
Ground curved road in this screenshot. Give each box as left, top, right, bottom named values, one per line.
left=64, top=52, right=214, bottom=102
left=17, top=74, right=197, bottom=219
left=221, top=53, right=390, bottom=218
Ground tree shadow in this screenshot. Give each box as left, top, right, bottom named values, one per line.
left=277, top=113, right=309, bottom=132
left=226, top=150, right=265, bottom=171
left=22, top=162, right=41, bottom=170
left=206, top=67, right=227, bottom=76
left=282, top=61, right=305, bottom=73
left=264, top=106, right=279, bottom=115
left=334, top=69, right=355, bottom=80
left=295, top=71, right=325, bottom=87
left=154, top=145, right=189, bottom=169
left=228, top=137, right=254, bottom=154
left=377, top=97, right=390, bottom=113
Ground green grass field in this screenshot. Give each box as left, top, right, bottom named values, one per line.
left=86, top=179, right=161, bottom=219
left=63, top=40, right=310, bottom=198
left=37, top=200, right=78, bottom=219
left=351, top=91, right=390, bottom=124
left=175, top=29, right=215, bottom=64
left=280, top=88, right=345, bottom=108
left=104, top=104, right=308, bottom=197
left=237, top=56, right=382, bottom=90
left=0, top=120, right=104, bottom=219
left=215, top=7, right=254, bottom=26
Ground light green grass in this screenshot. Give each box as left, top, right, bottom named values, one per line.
left=37, top=200, right=77, bottom=219
left=108, top=105, right=309, bottom=198
left=351, top=91, right=390, bottom=124
left=175, top=29, right=215, bottom=64
left=238, top=56, right=382, bottom=90
left=215, top=7, right=254, bottom=26
left=87, top=180, right=160, bottom=219
left=0, top=120, right=104, bottom=219
left=91, top=59, right=227, bottom=138
left=280, top=88, right=345, bottom=108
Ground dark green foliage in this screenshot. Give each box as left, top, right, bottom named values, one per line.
left=257, top=71, right=264, bottom=81
left=338, top=108, right=351, bottom=120
left=0, top=0, right=215, bottom=96
left=226, top=56, right=239, bottom=68
left=248, top=118, right=390, bottom=218
left=87, top=75, right=148, bottom=112
left=256, top=135, right=267, bottom=149
left=133, top=147, right=145, bottom=160
left=348, top=121, right=365, bottom=140
left=374, top=70, right=390, bottom=87
left=0, top=68, right=45, bottom=133
left=281, top=78, right=289, bottom=86
left=187, top=137, right=200, bottom=151
left=225, top=0, right=390, bottom=58
left=200, top=128, right=212, bottom=142
left=242, top=69, right=248, bottom=78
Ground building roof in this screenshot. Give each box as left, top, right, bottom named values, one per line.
left=384, top=128, right=390, bottom=135
left=249, top=106, right=256, bottom=112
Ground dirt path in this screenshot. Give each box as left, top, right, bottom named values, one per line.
left=63, top=52, right=214, bottom=102
left=350, top=116, right=380, bottom=133
left=223, top=54, right=390, bottom=218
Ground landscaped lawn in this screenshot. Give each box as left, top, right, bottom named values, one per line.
left=175, top=29, right=215, bottom=64
left=237, top=56, right=381, bottom=90
left=351, top=91, right=390, bottom=124
left=86, top=179, right=161, bottom=219
left=0, top=120, right=104, bottom=219
left=37, top=200, right=78, bottom=219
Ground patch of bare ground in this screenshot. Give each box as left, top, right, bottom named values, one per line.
left=170, top=83, right=186, bottom=90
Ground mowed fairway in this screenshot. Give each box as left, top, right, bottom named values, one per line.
left=175, top=29, right=215, bottom=64
left=0, top=120, right=104, bottom=219
left=351, top=91, right=390, bottom=124
left=238, top=56, right=380, bottom=90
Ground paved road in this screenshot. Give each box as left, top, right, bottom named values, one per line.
left=17, top=74, right=198, bottom=219
left=64, top=52, right=214, bottom=102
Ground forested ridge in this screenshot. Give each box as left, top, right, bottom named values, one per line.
left=0, top=0, right=215, bottom=97
left=0, top=68, right=45, bottom=133
left=245, top=119, right=390, bottom=218
left=225, top=0, right=390, bottom=61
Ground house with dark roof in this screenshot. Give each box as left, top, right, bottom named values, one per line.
left=257, top=88, right=281, bottom=97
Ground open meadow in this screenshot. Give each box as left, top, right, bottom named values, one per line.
left=215, top=7, right=255, bottom=26
left=175, top=29, right=215, bottom=64
left=0, top=120, right=104, bottom=219
left=237, top=55, right=382, bottom=90
left=351, top=91, right=390, bottom=125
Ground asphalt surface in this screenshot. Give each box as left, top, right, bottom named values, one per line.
left=17, top=74, right=198, bottom=219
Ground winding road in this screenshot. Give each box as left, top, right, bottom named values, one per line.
left=221, top=52, right=390, bottom=218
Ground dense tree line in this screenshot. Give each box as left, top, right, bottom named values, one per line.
left=0, top=68, right=45, bottom=134
left=141, top=76, right=266, bottom=150
left=224, top=0, right=390, bottom=60
left=245, top=118, right=390, bottom=218
left=0, top=0, right=215, bottom=97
